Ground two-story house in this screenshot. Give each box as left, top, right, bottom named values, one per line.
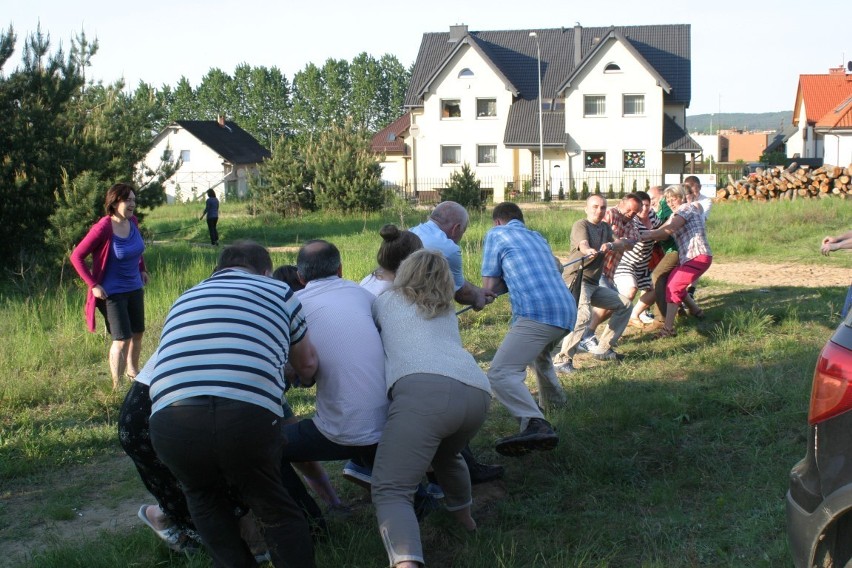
left=397, top=23, right=699, bottom=199
left=139, top=117, right=271, bottom=203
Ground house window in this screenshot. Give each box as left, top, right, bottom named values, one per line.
left=585, top=151, right=606, bottom=169
left=458, top=68, right=474, bottom=78
left=604, top=63, right=621, bottom=73
left=623, top=151, right=646, bottom=169
left=476, top=98, right=497, bottom=118
left=623, top=94, right=645, bottom=116
left=477, top=145, right=497, bottom=165
left=441, top=145, right=462, bottom=165
left=584, top=95, right=606, bottom=117
left=180, top=150, right=191, bottom=162
left=441, top=99, right=461, bottom=119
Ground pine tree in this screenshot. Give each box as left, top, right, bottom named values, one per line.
left=441, top=163, right=483, bottom=210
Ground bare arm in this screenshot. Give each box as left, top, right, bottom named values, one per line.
left=454, top=280, right=497, bottom=310
left=482, top=276, right=508, bottom=296
left=288, top=330, right=319, bottom=387
left=822, top=230, right=852, bottom=256
left=643, top=215, right=685, bottom=241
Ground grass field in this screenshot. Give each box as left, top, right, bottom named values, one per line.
left=0, top=197, right=850, bottom=567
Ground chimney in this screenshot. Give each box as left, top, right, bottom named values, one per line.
left=217, top=114, right=225, bottom=126
left=449, top=24, right=468, bottom=43
left=829, top=66, right=846, bottom=75
left=573, top=23, right=582, bottom=67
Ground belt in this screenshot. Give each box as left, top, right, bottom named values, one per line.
left=168, top=396, right=213, bottom=407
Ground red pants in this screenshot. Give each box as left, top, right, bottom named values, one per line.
left=666, top=255, right=712, bottom=304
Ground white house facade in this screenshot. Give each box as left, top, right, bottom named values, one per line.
left=397, top=24, right=699, bottom=201
left=791, top=68, right=852, bottom=164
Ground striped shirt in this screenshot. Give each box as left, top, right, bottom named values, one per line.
left=149, top=268, right=307, bottom=417
left=481, top=219, right=576, bottom=329
left=602, top=206, right=640, bottom=279
left=673, top=203, right=712, bottom=264
left=614, top=211, right=661, bottom=289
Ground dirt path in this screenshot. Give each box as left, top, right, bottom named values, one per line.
left=703, top=261, right=849, bottom=288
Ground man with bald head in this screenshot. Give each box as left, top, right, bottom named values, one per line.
left=411, top=201, right=496, bottom=311
left=553, top=195, right=634, bottom=372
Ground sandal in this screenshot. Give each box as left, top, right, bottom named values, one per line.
left=628, top=317, right=645, bottom=329
left=654, top=327, right=677, bottom=339
left=689, top=308, right=706, bottom=320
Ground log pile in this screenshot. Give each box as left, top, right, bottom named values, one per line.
left=715, top=163, right=852, bottom=201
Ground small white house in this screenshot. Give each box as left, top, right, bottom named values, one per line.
left=790, top=67, right=852, bottom=164
left=139, top=117, right=271, bottom=203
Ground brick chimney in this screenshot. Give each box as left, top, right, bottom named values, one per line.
left=449, top=24, right=468, bottom=43
left=217, top=114, right=225, bottom=126
left=829, top=66, right=846, bottom=75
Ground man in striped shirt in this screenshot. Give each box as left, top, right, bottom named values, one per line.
left=149, top=240, right=319, bottom=568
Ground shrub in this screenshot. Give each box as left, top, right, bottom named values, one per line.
left=441, top=163, right=484, bottom=210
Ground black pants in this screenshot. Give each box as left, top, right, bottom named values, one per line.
left=118, top=382, right=194, bottom=528
left=150, top=397, right=315, bottom=568
left=207, top=217, right=219, bottom=245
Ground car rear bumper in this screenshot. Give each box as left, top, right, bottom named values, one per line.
left=787, top=483, right=852, bottom=568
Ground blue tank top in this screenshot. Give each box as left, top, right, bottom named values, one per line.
left=101, top=223, right=145, bottom=294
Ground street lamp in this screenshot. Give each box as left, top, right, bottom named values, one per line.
left=529, top=31, right=545, bottom=200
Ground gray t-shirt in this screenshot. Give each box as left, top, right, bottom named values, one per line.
left=564, top=219, right=613, bottom=284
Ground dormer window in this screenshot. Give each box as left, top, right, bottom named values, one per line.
left=604, top=63, right=621, bottom=73
left=458, top=68, right=474, bottom=79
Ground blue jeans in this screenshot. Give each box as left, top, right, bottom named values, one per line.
left=150, top=397, right=315, bottom=568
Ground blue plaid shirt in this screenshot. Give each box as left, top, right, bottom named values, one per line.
left=481, top=219, right=576, bottom=329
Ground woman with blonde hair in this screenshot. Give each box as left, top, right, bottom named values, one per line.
left=642, top=184, right=712, bottom=337
left=371, top=249, right=491, bottom=567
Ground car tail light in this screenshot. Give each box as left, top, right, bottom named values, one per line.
left=809, top=340, right=852, bottom=424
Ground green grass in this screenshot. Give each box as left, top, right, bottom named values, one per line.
left=1, top=197, right=850, bottom=566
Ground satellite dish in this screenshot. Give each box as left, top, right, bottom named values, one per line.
left=847, top=60, right=852, bottom=72
left=409, top=124, right=421, bottom=138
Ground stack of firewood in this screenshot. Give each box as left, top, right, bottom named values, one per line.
left=715, top=163, right=851, bottom=201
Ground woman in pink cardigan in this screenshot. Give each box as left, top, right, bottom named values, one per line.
left=71, top=183, right=149, bottom=388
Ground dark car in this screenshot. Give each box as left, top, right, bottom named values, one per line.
left=787, top=309, right=852, bottom=567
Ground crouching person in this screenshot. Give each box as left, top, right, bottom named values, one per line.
left=371, top=249, right=492, bottom=567
left=149, top=240, right=319, bottom=568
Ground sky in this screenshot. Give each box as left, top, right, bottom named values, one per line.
left=3, top=0, right=849, bottom=116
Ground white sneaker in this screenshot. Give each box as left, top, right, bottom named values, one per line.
left=554, top=360, right=576, bottom=374
left=577, top=336, right=599, bottom=353
left=639, top=311, right=655, bottom=324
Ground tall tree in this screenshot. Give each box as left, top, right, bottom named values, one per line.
left=304, top=117, right=385, bottom=212
left=195, top=67, right=236, bottom=120
left=349, top=52, right=383, bottom=131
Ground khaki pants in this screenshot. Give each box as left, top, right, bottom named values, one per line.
left=487, top=318, right=569, bottom=426
left=371, top=374, right=490, bottom=567
left=555, top=280, right=631, bottom=362
left=652, top=251, right=680, bottom=319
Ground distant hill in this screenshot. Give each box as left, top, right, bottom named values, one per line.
left=686, top=112, right=792, bottom=134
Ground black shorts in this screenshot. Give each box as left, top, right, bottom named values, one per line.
left=97, top=287, right=145, bottom=340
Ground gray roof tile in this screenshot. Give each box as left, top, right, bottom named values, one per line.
left=662, top=115, right=701, bottom=152
left=175, top=120, right=271, bottom=164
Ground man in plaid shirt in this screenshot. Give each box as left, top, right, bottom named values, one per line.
left=481, top=202, right=577, bottom=456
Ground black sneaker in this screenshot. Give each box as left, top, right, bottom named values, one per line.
left=494, top=418, right=558, bottom=457
left=460, top=445, right=505, bottom=484
left=468, top=461, right=505, bottom=484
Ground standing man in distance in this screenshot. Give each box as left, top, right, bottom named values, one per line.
left=553, top=195, right=634, bottom=372
left=148, top=240, right=319, bottom=568
left=411, top=200, right=503, bottom=482
left=481, top=202, right=577, bottom=456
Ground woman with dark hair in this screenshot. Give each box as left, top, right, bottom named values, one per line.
left=371, top=249, right=491, bottom=567
left=360, top=224, right=423, bottom=297
left=200, top=188, right=219, bottom=245
left=71, top=182, right=148, bottom=388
